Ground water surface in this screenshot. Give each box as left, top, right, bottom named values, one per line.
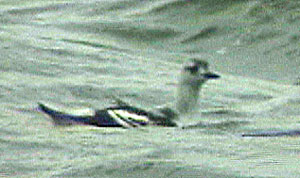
left=1, top=0, right=300, bottom=177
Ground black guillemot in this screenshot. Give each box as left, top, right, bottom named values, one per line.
left=38, top=59, right=220, bottom=128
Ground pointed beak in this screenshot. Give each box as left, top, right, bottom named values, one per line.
left=203, top=72, right=220, bottom=79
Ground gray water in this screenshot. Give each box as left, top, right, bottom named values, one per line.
left=1, top=0, right=300, bottom=177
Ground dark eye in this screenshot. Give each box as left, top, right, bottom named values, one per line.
left=184, top=65, right=199, bottom=74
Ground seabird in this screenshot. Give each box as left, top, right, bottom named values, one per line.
left=38, top=58, right=220, bottom=128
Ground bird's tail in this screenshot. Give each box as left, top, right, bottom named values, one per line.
left=37, top=103, right=93, bottom=126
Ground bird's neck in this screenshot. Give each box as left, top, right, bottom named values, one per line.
left=175, top=83, right=202, bottom=115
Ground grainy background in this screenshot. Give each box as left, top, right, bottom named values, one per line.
left=1, top=0, right=300, bottom=177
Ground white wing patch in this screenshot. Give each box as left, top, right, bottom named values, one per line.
left=107, top=110, right=133, bottom=128
left=107, top=109, right=149, bottom=128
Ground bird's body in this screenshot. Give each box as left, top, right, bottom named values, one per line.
left=38, top=103, right=178, bottom=128
left=38, top=58, right=220, bottom=128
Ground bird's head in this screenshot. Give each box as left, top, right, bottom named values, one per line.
left=180, top=58, right=220, bottom=87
